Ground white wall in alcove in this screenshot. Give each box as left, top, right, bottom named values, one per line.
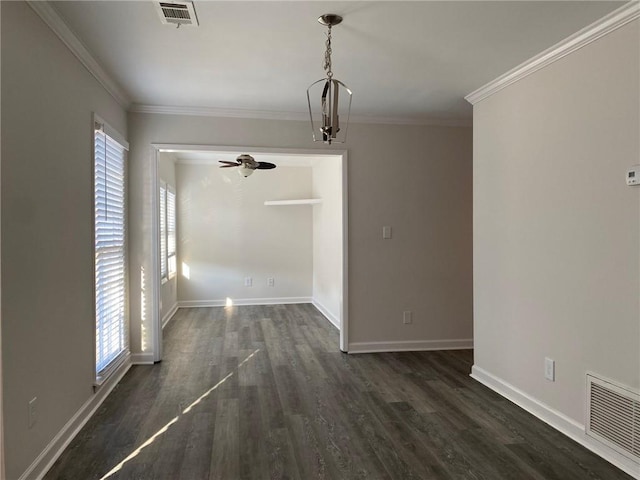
left=175, top=161, right=314, bottom=305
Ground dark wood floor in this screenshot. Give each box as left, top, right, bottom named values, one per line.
left=45, top=304, right=631, bottom=480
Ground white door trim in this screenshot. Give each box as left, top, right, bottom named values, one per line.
left=150, top=149, right=163, bottom=363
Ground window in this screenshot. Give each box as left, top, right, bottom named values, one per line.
left=94, top=117, right=128, bottom=381
left=167, top=187, right=177, bottom=277
left=160, top=181, right=176, bottom=281
left=160, top=183, right=167, bottom=279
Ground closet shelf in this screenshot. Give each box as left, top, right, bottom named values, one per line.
left=264, top=199, right=322, bottom=206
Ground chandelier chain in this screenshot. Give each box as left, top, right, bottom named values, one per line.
left=323, top=25, right=333, bottom=78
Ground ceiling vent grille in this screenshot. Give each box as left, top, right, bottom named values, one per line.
left=587, top=373, right=640, bottom=464
left=155, top=2, right=198, bottom=27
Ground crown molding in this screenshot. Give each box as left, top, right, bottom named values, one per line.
left=27, top=1, right=131, bottom=108
left=465, top=1, right=640, bottom=105
left=129, top=104, right=309, bottom=122
left=352, top=114, right=472, bottom=128
left=129, top=104, right=472, bottom=128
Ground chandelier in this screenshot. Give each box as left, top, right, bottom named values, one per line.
left=307, top=14, right=352, bottom=145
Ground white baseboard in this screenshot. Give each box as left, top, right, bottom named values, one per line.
left=348, top=338, right=473, bottom=354
left=130, top=352, right=155, bottom=365
left=19, top=356, right=132, bottom=480
left=471, top=365, right=640, bottom=479
left=311, top=299, right=340, bottom=330
left=161, top=302, right=179, bottom=329
left=178, top=297, right=312, bottom=308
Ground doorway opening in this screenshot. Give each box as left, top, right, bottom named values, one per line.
left=150, top=145, right=348, bottom=357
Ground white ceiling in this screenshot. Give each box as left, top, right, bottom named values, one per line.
left=51, top=1, right=624, bottom=123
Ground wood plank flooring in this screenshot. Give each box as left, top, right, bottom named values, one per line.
left=44, top=304, right=632, bottom=479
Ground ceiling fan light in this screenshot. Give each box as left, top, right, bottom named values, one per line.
left=238, top=164, right=255, bottom=177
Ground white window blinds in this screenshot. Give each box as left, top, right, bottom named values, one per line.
left=94, top=120, right=128, bottom=377
left=160, top=183, right=167, bottom=279
left=160, top=182, right=177, bottom=280
left=167, top=188, right=177, bottom=277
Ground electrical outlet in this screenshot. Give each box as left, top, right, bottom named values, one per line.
left=244, top=277, right=252, bottom=287
left=28, top=397, right=37, bottom=429
left=545, top=357, right=555, bottom=381
left=267, top=277, right=275, bottom=287
left=383, top=226, right=392, bottom=239
left=403, top=311, right=413, bottom=324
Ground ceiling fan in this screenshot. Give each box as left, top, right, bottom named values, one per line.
left=219, top=154, right=276, bottom=177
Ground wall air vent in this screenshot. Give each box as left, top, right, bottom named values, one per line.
left=587, top=373, right=640, bottom=464
left=155, top=2, right=199, bottom=27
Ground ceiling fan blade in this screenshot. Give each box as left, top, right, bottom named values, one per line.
left=256, top=162, right=276, bottom=170
left=219, top=160, right=240, bottom=167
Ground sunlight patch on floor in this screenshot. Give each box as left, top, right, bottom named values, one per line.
left=99, top=348, right=260, bottom=480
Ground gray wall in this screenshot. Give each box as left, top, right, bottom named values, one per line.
left=1, top=2, right=127, bottom=478
left=127, top=113, right=473, bottom=354
left=473, top=19, right=639, bottom=423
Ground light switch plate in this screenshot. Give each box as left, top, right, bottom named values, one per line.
left=545, top=357, right=555, bottom=381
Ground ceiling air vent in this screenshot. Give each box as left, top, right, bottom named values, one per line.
left=155, top=2, right=199, bottom=27
left=587, top=373, right=640, bottom=464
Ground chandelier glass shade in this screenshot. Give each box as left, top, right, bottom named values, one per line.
left=307, top=14, right=352, bottom=145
